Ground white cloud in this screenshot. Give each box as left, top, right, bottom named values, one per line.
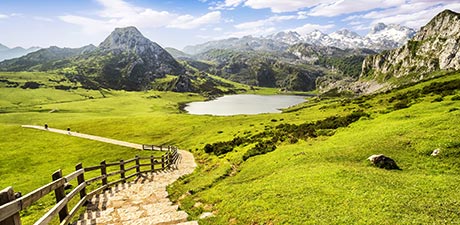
left=297, top=11, right=308, bottom=19
left=210, top=0, right=246, bottom=10
left=60, top=0, right=222, bottom=33
left=244, top=0, right=329, bottom=13
left=168, top=11, right=221, bottom=29
left=0, top=14, right=8, bottom=19
left=292, top=23, right=335, bottom=35
left=59, top=15, right=115, bottom=33
left=234, top=14, right=302, bottom=30
left=363, top=1, right=460, bottom=29
left=309, top=0, right=405, bottom=17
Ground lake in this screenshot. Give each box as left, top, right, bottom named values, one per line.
left=184, top=94, right=306, bottom=116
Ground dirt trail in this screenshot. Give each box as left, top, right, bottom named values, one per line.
left=22, top=125, right=197, bottom=225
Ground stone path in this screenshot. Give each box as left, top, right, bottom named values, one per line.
left=22, top=125, right=143, bottom=149
left=76, top=150, right=197, bottom=225
left=22, top=125, right=198, bottom=225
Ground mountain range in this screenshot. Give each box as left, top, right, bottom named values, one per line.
left=183, top=22, right=416, bottom=55
left=0, top=44, right=40, bottom=62
left=0, top=10, right=458, bottom=95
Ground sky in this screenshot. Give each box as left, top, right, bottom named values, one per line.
left=0, top=0, right=459, bottom=50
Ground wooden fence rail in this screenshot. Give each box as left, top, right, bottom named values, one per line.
left=0, top=147, right=179, bottom=225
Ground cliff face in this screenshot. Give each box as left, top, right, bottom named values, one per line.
left=361, top=10, right=460, bottom=82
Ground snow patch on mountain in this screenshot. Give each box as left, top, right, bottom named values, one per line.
left=269, top=23, right=416, bottom=51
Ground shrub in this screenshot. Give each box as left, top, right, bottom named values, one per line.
left=432, top=96, right=443, bottom=102
left=394, top=100, right=409, bottom=110
left=21, top=81, right=42, bottom=89
left=243, top=141, right=277, bottom=161
left=452, top=95, right=460, bottom=101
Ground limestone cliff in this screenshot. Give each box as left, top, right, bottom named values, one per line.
left=361, top=10, right=460, bottom=83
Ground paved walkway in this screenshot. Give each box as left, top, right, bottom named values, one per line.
left=22, top=125, right=143, bottom=149
left=22, top=125, right=198, bottom=225
left=77, top=150, right=197, bottom=225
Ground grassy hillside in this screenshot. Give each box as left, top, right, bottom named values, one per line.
left=1, top=71, right=459, bottom=224
left=167, top=72, right=460, bottom=224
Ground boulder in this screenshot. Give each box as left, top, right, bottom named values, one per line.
left=368, top=154, right=400, bottom=170
left=431, top=148, right=440, bottom=156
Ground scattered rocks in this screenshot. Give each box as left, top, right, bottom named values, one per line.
left=199, top=212, right=214, bottom=219
left=431, top=148, right=440, bottom=156
left=368, top=154, right=400, bottom=170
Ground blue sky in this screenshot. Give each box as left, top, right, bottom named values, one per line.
left=0, top=0, right=459, bottom=50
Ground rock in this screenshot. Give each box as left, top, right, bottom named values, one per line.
left=368, top=154, right=400, bottom=170
left=431, top=148, right=440, bottom=156
left=199, top=212, right=214, bottom=219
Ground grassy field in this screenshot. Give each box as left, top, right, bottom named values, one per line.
left=1, top=71, right=460, bottom=224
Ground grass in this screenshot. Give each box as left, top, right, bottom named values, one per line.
left=1, top=71, right=460, bottom=224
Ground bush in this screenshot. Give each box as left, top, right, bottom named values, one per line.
left=432, top=96, right=443, bottom=102
left=394, top=100, right=409, bottom=110
left=243, top=141, right=277, bottom=161
left=452, top=95, right=460, bottom=101
left=21, top=81, right=42, bottom=89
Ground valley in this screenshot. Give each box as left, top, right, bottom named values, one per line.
left=0, top=6, right=459, bottom=225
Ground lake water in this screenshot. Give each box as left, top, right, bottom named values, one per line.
left=184, top=94, right=306, bottom=116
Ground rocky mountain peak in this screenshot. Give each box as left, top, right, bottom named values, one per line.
left=369, top=23, right=387, bottom=34
left=99, top=26, right=162, bottom=54
left=414, top=9, right=460, bottom=41
left=333, top=29, right=360, bottom=38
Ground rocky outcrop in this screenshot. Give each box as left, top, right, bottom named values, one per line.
left=94, top=26, right=185, bottom=90
left=361, top=10, right=460, bottom=83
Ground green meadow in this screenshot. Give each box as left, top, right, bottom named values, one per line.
left=1, top=71, right=460, bottom=224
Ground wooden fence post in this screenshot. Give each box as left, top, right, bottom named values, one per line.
left=160, top=146, right=162, bottom=151
left=150, top=155, right=155, bottom=172
left=161, top=155, right=165, bottom=170
left=100, top=160, right=107, bottom=187
left=120, top=160, right=126, bottom=183
left=135, top=155, right=140, bottom=175
left=75, top=163, right=86, bottom=201
left=0, top=187, right=21, bottom=225
left=52, top=170, right=68, bottom=223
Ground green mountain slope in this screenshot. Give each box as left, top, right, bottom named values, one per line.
left=168, top=71, right=460, bottom=224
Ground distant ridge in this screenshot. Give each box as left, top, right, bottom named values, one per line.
left=0, top=44, right=40, bottom=62
left=183, top=22, right=415, bottom=54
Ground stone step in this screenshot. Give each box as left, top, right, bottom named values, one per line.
left=75, top=210, right=189, bottom=225
left=117, top=210, right=189, bottom=225
left=176, top=221, right=199, bottom=225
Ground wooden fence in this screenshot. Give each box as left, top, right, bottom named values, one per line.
left=0, top=147, right=179, bottom=225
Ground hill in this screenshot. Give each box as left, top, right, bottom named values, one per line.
left=168, top=70, right=460, bottom=224
left=0, top=27, right=247, bottom=94
left=1, top=69, right=459, bottom=224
